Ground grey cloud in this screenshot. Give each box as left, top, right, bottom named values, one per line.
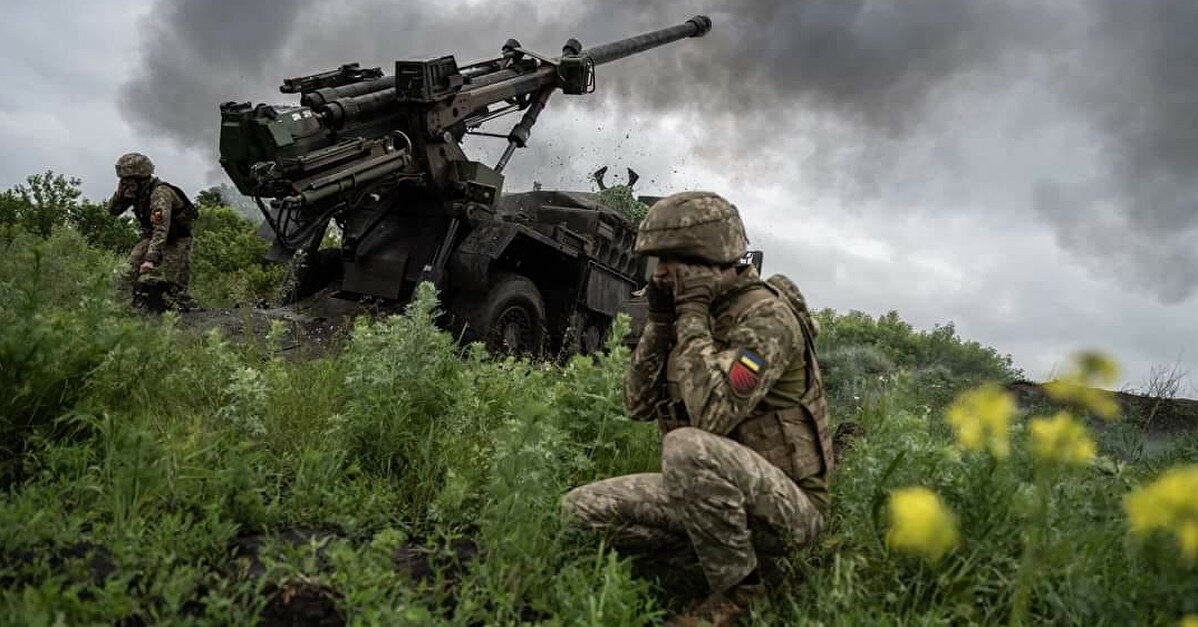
left=1032, top=0, right=1198, bottom=304
left=120, top=0, right=324, bottom=151
left=122, top=0, right=1046, bottom=149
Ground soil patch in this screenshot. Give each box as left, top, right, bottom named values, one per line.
left=177, top=287, right=392, bottom=360
left=2, top=541, right=116, bottom=589
left=229, top=527, right=344, bottom=579
left=392, top=537, right=479, bottom=586
left=259, top=580, right=344, bottom=627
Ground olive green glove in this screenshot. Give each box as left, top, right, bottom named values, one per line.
left=646, top=281, right=676, bottom=323
left=672, top=264, right=720, bottom=317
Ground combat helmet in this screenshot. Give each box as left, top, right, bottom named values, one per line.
left=115, top=152, right=154, bottom=178
left=634, top=191, right=748, bottom=264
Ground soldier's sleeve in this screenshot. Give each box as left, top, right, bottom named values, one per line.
left=670, top=299, right=802, bottom=435
left=106, top=186, right=130, bottom=216
left=144, top=186, right=176, bottom=263
left=622, top=319, right=674, bottom=421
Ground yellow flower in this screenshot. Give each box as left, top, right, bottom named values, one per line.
left=1075, top=351, right=1120, bottom=386
left=1123, top=464, right=1198, bottom=560
left=1028, top=411, right=1096, bottom=467
left=945, top=384, right=1015, bottom=459
left=886, top=487, right=960, bottom=563
left=1182, top=616, right=1198, bottom=627
left=1044, top=352, right=1122, bottom=420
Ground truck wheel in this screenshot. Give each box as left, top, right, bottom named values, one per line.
left=459, top=273, right=546, bottom=356
left=582, top=320, right=609, bottom=354
left=570, top=310, right=610, bottom=355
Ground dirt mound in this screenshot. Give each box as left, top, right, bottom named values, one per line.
left=1007, top=380, right=1198, bottom=435
left=392, top=537, right=479, bottom=586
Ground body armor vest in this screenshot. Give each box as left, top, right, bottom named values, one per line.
left=134, top=181, right=197, bottom=238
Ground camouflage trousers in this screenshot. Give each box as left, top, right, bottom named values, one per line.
left=121, top=236, right=194, bottom=309
left=562, top=427, right=823, bottom=594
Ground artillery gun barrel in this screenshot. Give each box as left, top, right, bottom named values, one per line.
left=314, top=15, right=711, bottom=130
left=458, top=15, right=713, bottom=113
left=582, top=15, right=712, bottom=65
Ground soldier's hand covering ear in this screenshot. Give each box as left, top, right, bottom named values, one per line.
left=646, top=281, right=676, bottom=322
left=672, top=263, right=720, bottom=315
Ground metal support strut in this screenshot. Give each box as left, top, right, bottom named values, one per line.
left=495, top=86, right=554, bottom=173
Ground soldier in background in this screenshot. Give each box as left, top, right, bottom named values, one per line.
left=107, top=152, right=198, bottom=311
left=562, top=192, right=833, bottom=626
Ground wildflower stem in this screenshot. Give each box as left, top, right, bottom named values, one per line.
left=1011, top=472, right=1051, bottom=626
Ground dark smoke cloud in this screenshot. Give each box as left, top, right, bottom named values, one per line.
left=121, top=0, right=1198, bottom=302
left=121, top=0, right=323, bottom=150
left=121, top=0, right=1044, bottom=152
left=580, top=1, right=1051, bottom=128
left=1033, top=0, right=1198, bottom=303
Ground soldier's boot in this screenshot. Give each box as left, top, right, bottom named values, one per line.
left=133, top=277, right=168, bottom=313
left=665, top=581, right=765, bottom=627
left=130, top=283, right=152, bottom=311
left=164, top=286, right=197, bottom=312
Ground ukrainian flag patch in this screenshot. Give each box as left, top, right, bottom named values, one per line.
left=728, top=349, right=764, bottom=396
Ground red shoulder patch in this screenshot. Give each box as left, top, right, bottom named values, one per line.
left=728, top=349, right=764, bottom=396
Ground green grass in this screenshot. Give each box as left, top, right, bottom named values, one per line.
left=1, top=223, right=1196, bottom=625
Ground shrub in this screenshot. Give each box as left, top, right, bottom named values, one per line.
left=338, top=284, right=491, bottom=520
left=1, top=171, right=137, bottom=253
left=190, top=205, right=285, bottom=307
left=69, top=200, right=139, bottom=253
left=816, top=308, right=1020, bottom=412
left=7, top=171, right=81, bottom=237
left=595, top=184, right=650, bottom=224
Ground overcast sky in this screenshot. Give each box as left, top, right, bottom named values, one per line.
left=3, top=0, right=1197, bottom=393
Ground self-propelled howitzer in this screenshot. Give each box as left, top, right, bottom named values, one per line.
left=218, top=16, right=712, bottom=355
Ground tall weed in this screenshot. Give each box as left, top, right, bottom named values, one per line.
left=0, top=228, right=127, bottom=482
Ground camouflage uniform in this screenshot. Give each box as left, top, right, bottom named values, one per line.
left=563, top=192, right=833, bottom=600
left=107, top=153, right=196, bottom=309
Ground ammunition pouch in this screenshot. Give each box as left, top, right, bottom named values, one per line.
left=732, top=404, right=829, bottom=484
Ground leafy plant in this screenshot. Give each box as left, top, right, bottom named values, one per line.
left=190, top=205, right=285, bottom=307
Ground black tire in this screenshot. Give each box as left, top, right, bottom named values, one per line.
left=568, top=310, right=610, bottom=355
left=582, top=319, right=609, bottom=354
left=455, top=273, right=546, bottom=356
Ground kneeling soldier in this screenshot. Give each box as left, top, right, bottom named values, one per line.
left=563, top=191, right=833, bottom=625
